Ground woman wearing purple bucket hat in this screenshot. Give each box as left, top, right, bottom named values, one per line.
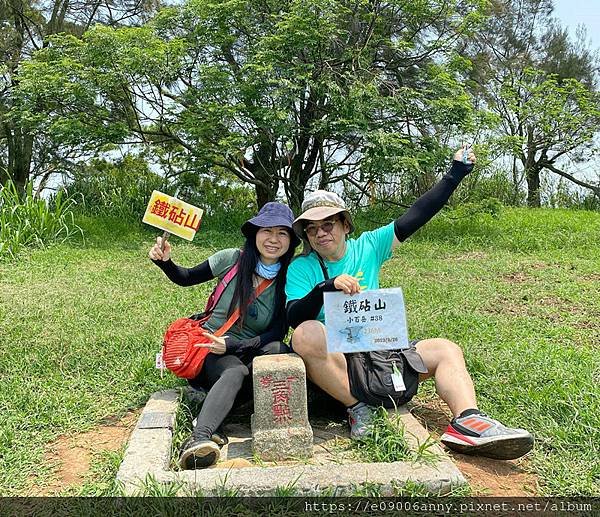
left=149, top=202, right=299, bottom=469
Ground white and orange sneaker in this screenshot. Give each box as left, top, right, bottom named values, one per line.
left=441, top=412, right=533, bottom=460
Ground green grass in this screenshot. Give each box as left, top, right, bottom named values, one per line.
left=0, top=207, right=598, bottom=496
left=68, top=448, right=125, bottom=496
left=351, top=407, right=438, bottom=464
left=170, top=389, right=204, bottom=471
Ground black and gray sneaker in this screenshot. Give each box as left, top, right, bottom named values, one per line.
left=191, top=419, right=229, bottom=447
left=179, top=436, right=220, bottom=470
left=347, top=402, right=376, bottom=440
left=211, top=425, right=229, bottom=446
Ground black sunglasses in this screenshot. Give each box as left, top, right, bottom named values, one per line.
left=304, top=218, right=340, bottom=237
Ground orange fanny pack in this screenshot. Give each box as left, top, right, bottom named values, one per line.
left=162, top=273, right=273, bottom=379
left=162, top=316, right=212, bottom=379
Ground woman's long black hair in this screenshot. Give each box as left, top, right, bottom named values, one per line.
left=228, top=228, right=296, bottom=327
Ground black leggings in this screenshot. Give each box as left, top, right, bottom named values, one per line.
left=188, top=341, right=288, bottom=440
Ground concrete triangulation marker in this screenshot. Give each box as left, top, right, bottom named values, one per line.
left=117, top=385, right=467, bottom=496
left=251, top=354, right=313, bottom=461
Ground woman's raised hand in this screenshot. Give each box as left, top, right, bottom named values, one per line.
left=149, top=236, right=171, bottom=261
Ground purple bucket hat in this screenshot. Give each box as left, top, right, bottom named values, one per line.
left=241, top=202, right=300, bottom=247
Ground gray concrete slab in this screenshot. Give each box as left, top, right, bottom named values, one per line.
left=116, top=389, right=466, bottom=496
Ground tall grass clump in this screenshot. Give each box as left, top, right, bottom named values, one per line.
left=0, top=180, right=80, bottom=260
left=352, top=407, right=438, bottom=464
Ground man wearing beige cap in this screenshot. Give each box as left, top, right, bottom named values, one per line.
left=285, top=147, right=534, bottom=460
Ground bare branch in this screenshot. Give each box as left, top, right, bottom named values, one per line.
left=543, top=163, right=600, bottom=195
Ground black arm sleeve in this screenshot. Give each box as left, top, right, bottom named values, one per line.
left=151, top=258, right=214, bottom=286
left=285, top=278, right=339, bottom=329
left=225, top=316, right=288, bottom=354
left=394, top=160, right=473, bottom=242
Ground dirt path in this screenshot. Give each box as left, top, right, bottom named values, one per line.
left=29, top=411, right=139, bottom=496
left=412, top=399, right=538, bottom=496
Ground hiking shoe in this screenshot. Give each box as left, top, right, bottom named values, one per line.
left=441, top=413, right=534, bottom=460
left=347, top=402, right=376, bottom=440
left=210, top=426, right=229, bottom=446
left=191, top=419, right=229, bottom=447
left=179, top=436, right=220, bottom=470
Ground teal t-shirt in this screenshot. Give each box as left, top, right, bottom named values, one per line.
left=204, top=248, right=277, bottom=339
left=285, top=222, right=395, bottom=322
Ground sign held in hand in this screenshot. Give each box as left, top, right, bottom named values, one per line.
left=142, top=190, right=204, bottom=242
left=323, top=288, right=409, bottom=353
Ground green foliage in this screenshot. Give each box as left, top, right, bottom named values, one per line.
left=353, top=195, right=501, bottom=239
left=273, top=477, right=302, bottom=497
left=65, top=155, right=165, bottom=220
left=350, top=481, right=383, bottom=497
left=444, top=198, right=503, bottom=220
left=176, top=172, right=256, bottom=233
left=500, top=70, right=600, bottom=159
left=13, top=26, right=185, bottom=149
left=13, top=0, right=487, bottom=208
left=359, top=137, right=452, bottom=204
left=133, top=475, right=184, bottom=496
left=466, top=2, right=600, bottom=207
left=548, top=178, right=600, bottom=211
left=391, top=479, right=434, bottom=497
left=458, top=166, right=525, bottom=207
left=0, top=180, right=81, bottom=260
left=170, top=389, right=198, bottom=471
left=352, top=407, right=437, bottom=464
left=0, top=0, right=159, bottom=194
left=212, top=471, right=240, bottom=497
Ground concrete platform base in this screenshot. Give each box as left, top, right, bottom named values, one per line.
left=116, top=389, right=466, bottom=496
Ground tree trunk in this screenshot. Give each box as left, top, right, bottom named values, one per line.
left=247, top=140, right=279, bottom=208
left=286, top=135, right=322, bottom=212
left=253, top=168, right=278, bottom=208
left=0, top=165, right=8, bottom=186
left=4, top=122, right=33, bottom=193
left=526, top=167, right=541, bottom=207
left=0, top=122, right=10, bottom=186
left=511, top=156, right=520, bottom=205
left=254, top=182, right=277, bottom=208
left=287, top=187, right=302, bottom=214
left=287, top=163, right=312, bottom=212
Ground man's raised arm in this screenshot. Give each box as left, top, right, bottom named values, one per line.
left=392, top=149, right=475, bottom=248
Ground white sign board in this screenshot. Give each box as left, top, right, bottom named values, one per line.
left=323, top=288, right=409, bottom=353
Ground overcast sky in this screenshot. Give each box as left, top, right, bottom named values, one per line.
left=550, top=0, right=599, bottom=184
left=553, top=0, right=600, bottom=52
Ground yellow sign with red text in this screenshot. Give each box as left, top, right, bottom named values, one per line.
left=142, top=190, right=203, bottom=241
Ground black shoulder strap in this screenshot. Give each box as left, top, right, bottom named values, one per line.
left=316, top=253, right=329, bottom=280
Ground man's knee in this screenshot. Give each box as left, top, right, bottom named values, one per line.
left=416, top=338, right=465, bottom=373
left=291, top=321, right=327, bottom=359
